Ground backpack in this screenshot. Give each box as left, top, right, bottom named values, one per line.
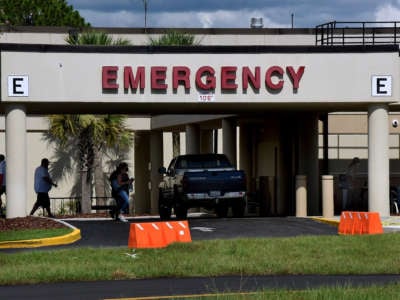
left=109, top=170, right=120, bottom=197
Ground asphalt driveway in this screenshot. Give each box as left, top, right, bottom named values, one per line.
left=64, top=216, right=338, bottom=248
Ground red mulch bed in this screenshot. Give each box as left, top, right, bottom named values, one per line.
left=0, top=216, right=66, bottom=231
left=0, top=213, right=136, bottom=231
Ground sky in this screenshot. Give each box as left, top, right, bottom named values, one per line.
left=67, top=0, right=400, bottom=29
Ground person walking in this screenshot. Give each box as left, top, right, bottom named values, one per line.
left=109, top=164, right=123, bottom=221
left=340, top=157, right=360, bottom=211
left=0, top=154, right=5, bottom=216
left=110, top=162, right=134, bottom=222
left=30, top=158, right=57, bottom=217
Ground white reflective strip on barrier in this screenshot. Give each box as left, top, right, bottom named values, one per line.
left=178, top=221, right=186, bottom=228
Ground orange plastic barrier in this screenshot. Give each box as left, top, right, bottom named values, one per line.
left=170, top=221, right=192, bottom=243
left=159, top=221, right=177, bottom=245
left=338, top=211, right=383, bottom=235
left=128, top=222, right=166, bottom=248
left=364, top=212, right=383, bottom=234
left=128, top=220, right=192, bottom=249
left=338, top=211, right=352, bottom=234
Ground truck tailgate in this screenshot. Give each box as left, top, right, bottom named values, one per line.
left=182, top=170, right=246, bottom=194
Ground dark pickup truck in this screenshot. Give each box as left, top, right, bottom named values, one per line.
left=158, top=153, right=247, bottom=220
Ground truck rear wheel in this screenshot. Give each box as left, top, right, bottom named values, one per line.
left=159, top=190, right=172, bottom=220
left=216, top=204, right=228, bottom=218
left=175, top=204, right=187, bottom=219
left=232, top=198, right=246, bottom=218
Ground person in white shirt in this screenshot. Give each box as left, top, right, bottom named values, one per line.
left=30, top=158, right=57, bottom=217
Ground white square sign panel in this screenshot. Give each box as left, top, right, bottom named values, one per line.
left=8, top=75, right=29, bottom=97
left=371, top=75, right=392, bottom=97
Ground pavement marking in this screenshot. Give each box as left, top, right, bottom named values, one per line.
left=191, top=226, right=216, bottom=232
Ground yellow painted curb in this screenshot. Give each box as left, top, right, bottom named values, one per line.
left=311, top=217, right=340, bottom=227
left=0, top=217, right=81, bottom=249
left=0, top=228, right=81, bottom=249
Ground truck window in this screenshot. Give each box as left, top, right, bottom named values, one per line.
left=175, top=155, right=232, bottom=169
left=167, top=158, right=177, bottom=175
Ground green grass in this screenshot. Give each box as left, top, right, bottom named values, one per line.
left=0, top=228, right=73, bottom=242
left=1, top=233, right=400, bottom=285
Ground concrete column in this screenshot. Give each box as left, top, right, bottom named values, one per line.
left=322, top=175, right=334, bottom=218
left=222, top=118, right=237, bottom=167
left=200, top=129, right=213, bottom=154
left=185, top=124, right=200, bottom=154
left=150, top=131, right=163, bottom=215
left=134, top=131, right=151, bottom=215
left=239, top=124, right=252, bottom=192
left=297, top=113, right=319, bottom=215
left=368, top=104, right=390, bottom=216
left=5, top=104, right=27, bottom=218
left=295, top=175, right=307, bottom=217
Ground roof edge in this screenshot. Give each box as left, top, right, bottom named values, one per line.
left=1, top=43, right=398, bottom=54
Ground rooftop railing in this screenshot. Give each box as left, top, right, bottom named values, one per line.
left=315, top=21, right=400, bottom=46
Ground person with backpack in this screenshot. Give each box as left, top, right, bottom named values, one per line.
left=109, top=162, right=134, bottom=222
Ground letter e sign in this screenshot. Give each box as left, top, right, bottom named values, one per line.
left=371, top=75, right=391, bottom=97
left=8, top=75, right=29, bottom=97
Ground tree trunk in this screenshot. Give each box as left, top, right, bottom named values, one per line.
left=93, top=149, right=106, bottom=207
left=80, top=168, right=91, bottom=213
left=172, top=131, right=180, bottom=157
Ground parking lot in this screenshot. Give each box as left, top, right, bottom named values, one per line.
left=61, top=216, right=338, bottom=249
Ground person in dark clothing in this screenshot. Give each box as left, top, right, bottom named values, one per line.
left=109, top=162, right=134, bottom=222
left=30, top=158, right=57, bottom=217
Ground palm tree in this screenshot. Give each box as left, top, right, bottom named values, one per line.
left=46, top=115, right=133, bottom=213
left=45, top=32, right=133, bottom=214
left=148, top=30, right=197, bottom=156
left=148, top=30, right=197, bottom=46
left=66, top=31, right=131, bottom=46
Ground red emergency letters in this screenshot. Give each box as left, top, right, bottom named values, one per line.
left=102, top=65, right=305, bottom=93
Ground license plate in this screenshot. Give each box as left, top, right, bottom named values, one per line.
left=209, top=190, right=221, bottom=197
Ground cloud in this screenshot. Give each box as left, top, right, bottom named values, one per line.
left=196, top=10, right=288, bottom=28
left=78, top=9, right=141, bottom=27
left=79, top=8, right=289, bottom=28
left=70, top=0, right=396, bottom=28
left=375, top=2, right=400, bottom=22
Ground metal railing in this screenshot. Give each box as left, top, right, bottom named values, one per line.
left=315, top=21, right=400, bottom=46
left=50, top=196, right=115, bottom=216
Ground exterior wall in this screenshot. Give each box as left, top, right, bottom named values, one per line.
left=2, top=50, right=397, bottom=105
left=317, top=112, right=400, bottom=213
left=0, top=27, right=316, bottom=46
left=1, top=27, right=399, bottom=216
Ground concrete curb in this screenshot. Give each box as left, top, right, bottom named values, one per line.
left=0, top=217, right=81, bottom=249
left=311, top=216, right=400, bottom=232
left=311, top=217, right=340, bottom=227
